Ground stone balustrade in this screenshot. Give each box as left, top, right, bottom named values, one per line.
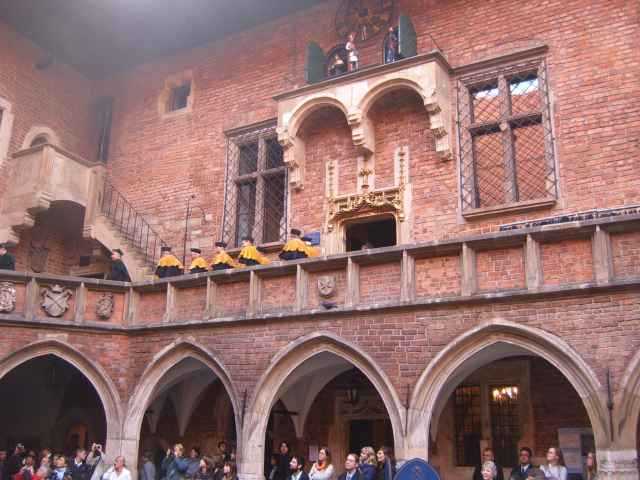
left=1, top=212, right=639, bottom=329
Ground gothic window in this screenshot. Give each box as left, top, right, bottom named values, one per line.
left=457, top=59, right=557, bottom=213
left=454, top=385, right=482, bottom=467
left=222, top=123, right=287, bottom=247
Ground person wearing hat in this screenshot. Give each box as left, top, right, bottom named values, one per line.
left=155, top=246, right=184, bottom=278
left=279, top=229, right=309, bottom=260
left=0, top=243, right=15, bottom=271
left=108, top=249, right=131, bottom=282
left=237, top=237, right=269, bottom=266
left=302, top=235, right=320, bottom=257
left=188, top=248, right=209, bottom=274
left=210, top=241, right=237, bottom=270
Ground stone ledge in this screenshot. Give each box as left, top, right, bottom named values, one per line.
left=1, top=277, right=638, bottom=333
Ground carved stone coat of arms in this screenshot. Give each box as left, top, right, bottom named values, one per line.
left=41, top=284, right=73, bottom=317
left=317, top=275, right=336, bottom=298
left=0, top=282, right=16, bottom=313
left=96, top=293, right=114, bottom=320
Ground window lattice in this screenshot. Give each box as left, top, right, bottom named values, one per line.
left=221, top=124, right=287, bottom=247
left=489, top=385, right=521, bottom=468
left=457, top=59, right=557, bottom=211
left=454, top=385, right=482, bottom=467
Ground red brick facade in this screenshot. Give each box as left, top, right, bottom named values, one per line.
left=0, top=0, right=639, bottom=479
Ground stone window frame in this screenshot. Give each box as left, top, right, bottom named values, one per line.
left=159, top=70, right=194, bottom=118
left=456, top=56, right=559, bottom=218
left=0, top=97, right=15, bottom=167
left=221, top=121, right=288, bottom=249
left=22, top=125, right=61, bottom=149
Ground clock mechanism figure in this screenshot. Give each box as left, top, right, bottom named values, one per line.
left=335, top=0, right=396, bottom=42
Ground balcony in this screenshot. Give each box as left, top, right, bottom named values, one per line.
left=274, top=51, right=454, bottom=191
left=1, top=211, right=638, bottom=329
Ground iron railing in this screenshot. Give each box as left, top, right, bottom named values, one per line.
left=101, top=181, right=166, bottom=266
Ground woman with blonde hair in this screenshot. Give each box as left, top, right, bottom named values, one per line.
left=162, top=444, right=190, bottom=480
left=358, top=447, right=376, bottom=480
left=585, top=451, right=598, bottom=480
left=540, top=447, right=567, bottom=480
left=481, top=462, right=497, bottom=480
left=309, top=448, right=334, bottom=480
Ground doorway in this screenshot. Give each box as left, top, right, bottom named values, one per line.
left=345, top=216, right=396, bottom=252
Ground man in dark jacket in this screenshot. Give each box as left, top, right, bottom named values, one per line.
left=509, top=448, right=535, bottom=480
left=69, top=449, right=92, bottom=480
left=108, top=249, right=131, bottom=282
left=0, top=244, right=15, bottom=271
left=337, top=454, right=361, bottom=480
left=473, top=449, right=504, bottom=480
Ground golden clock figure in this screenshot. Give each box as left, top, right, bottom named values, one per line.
left=335, top=0, right=396, bottom=42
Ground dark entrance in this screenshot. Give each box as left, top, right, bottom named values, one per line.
left=345, top=217, right=396, bottom=251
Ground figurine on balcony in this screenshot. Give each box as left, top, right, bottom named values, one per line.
left=302, top=235, right=320, bottom=257
left=108, top=248, right=131, bottom=282
left=0, top=243, right=15, bottom=271
left=346, top=33, right=359, bottom=72
left=384, top=27, right=399, bottom=64
left=279, top=229, right=309, bottom=260
left=210, top=241, right=237, bottom=270
left=237, top=237, right=270, bottom=267
left=328, top=53, right=347, bottom=77
left=155, top=246, right=184, bottom=278
left=188, top=248, right=209, bottom=274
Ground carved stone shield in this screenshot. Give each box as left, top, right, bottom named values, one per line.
left=317, top=275, right=336, bottom=298
left=96, top=293, right=114, bottom=320
left=0, top=282, right=16, bottom=313
left=29, top=241, right=49, bottom=273
left=41, top=284, right=72, bottom=317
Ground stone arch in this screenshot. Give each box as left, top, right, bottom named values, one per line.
left=287, top=96, right=350, bottom=139
left=122, top=339, right=242, bottom=465
left=0, top=339, right=124, bottom=452
left=406, top=319, right=610, bottom=459
left=241, top=331, right=406, bottom=480
left=22, top=125, right=61, bottom=149
left=358, top=77, right=426, bottom=118
left=615, top=348, right=640, bottom=448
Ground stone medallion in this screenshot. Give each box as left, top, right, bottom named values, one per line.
left=96, top=292, right=114, bottom=320
left=41, top=284, right=73, bottom=317
left=0, top=282, right=16, bottom=313
left=317, top=275, right=336, bottom=298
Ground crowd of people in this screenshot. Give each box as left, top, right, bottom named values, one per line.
left=0, top=442, right=601, bottom=480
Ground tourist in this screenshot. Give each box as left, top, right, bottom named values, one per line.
left=139, top=452, right=156, bottom=480
left=101, top=457, right=130, bottom=480
left=585, top=451, right=597, bottom=480
left=69, top=449, right=91, bottom=480
left=48, top=455, right=69, bottom=480
left=375, top=447, right=394, bottom=480
left=309, top=448, right=334, bottom=480
left=186, top=448, right=201, bottom=478
left=481, top=462, right=498, bottom=480
left=162, top=444, right=190, bottom=480
left=358, top=448, right=376, bottom=480
left=86, top=444, right=105, bottom=480
left=267, top=454, right=279, bottom=480
left=540, top=447, right=567, bottom=480
left=220, top=462, right=237, bottom=480
left=473, top=449, right=504, bottom=480
left=337, top=454, right=360, bottom=480
left=6, top=444, right=25, bottom=479
left=510, top=448, right=535, bottom=480
left=35, top=467, right=51, bottom=480
left=275, top=442, right=291, bottom=480
left=192, top=458, right=213, bottom=480
left=288, top=457, right=308, bottom=480
left=0, top=450, right=7, bottom=480
left=15, top=454, right=36, bottom=480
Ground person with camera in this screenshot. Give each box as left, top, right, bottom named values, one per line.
left=86, top=444, right=106, bottom=480
left=69, top=450, right=92, bottom=480
left=161, top=445, right=189, bottom=480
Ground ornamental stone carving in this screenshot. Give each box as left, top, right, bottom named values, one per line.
left=317, top=275, right=336, bottom=298
left=96, top=292, right=114, bottom=320
left=327, top=187, right=404, bottom=232
left=0, top=282, right=16, bottom=313
left=41, top=284, right=72, bottom=317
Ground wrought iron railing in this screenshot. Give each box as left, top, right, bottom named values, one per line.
left=101, top=181, right=165, bottom=266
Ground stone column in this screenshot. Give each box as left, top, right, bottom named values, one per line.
left=598, top=449, right=638, bottom=480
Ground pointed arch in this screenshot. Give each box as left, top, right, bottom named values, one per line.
left=615, top=347, right=640, bottom=447
left=0, top=339, right=123, bottom=451
left=406, top=319, right=610, bottom=459
left=122, top=339, right=241, bottom=463
left=241, top=331, right=406, bottom=479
